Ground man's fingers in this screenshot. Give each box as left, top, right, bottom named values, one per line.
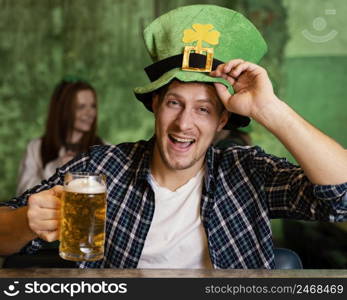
left=28, top=187, right=62, bottom=210
left=35, top=207, right=61, bottom=221
left=27, top=186, right=63, bottom=238
left=32, top=220, right=59, bottom=232
left=230, top=62, right=257, bottom=78
left=27, top=206, right=59, bottom=222
left=211, top=60, right=261, bottom=80
left=210, top=64, right=224, bottom=77
left=27, top=205, right=60, bottom=231
left=29, top=218, right=59, bottom=241
left=210, top=64, right=236, bottom=85
left=45, top=231, right=59, bottom=242
left=211, top=59, right=244, bottom=75
left=223, top=59, right=244, bottom=73
left=29, top=195, right=61, bottom=210
left=213, top=82, right=232, bottom=105
left=28, top=211, right=60, bottom=233
left=36, top=230, right=59, bottom=242
left=51, top=185, right=64, bottom=197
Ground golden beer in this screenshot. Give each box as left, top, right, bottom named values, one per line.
left=59, top=173, right=107, bottom=261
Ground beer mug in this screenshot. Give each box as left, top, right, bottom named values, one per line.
left=59, top=172, right=107, bottom=261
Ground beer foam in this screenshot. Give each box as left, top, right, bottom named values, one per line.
left=65, top=178, right=106, bottom=194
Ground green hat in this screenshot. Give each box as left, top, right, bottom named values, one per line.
left=134, top=4, right=268, bottom=129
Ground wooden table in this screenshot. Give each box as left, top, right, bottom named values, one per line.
left=1, top=269, right=347, bottom=278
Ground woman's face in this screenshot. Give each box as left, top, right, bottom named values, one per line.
left=73, top=89, right=97, bottom=134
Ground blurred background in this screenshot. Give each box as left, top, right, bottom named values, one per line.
left=0, top=0, right=346, bottom=267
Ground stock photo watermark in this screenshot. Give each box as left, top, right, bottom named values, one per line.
left=2, top=280, right=127, bottom=298
left=302, top=8, right=338, bottom=43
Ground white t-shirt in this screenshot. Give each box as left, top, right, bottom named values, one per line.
left=137, top=169, right=213, bottom=269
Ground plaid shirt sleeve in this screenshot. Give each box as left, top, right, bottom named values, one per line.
left=0, top=152, right=90, bottom=254
left=249, top=146, right=347, bottom=222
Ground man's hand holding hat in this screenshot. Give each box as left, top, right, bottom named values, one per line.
left=210, top=59, right=279, bottom=123
left=211, top=59, right=347, bottom=186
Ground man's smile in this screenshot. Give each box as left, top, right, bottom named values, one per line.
left=168, top=134, right=196, bottom=152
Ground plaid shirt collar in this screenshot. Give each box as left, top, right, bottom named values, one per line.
left=133, top=137, right=154, bottom=185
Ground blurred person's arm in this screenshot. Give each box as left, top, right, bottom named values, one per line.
left=17, top=139, right=75, bottom=196
left=211, top=59, right=347, bottom=185
left=16, top=139, right=44, bottom=196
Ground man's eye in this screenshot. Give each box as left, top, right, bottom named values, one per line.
left=198, top=107, right=209, bottom=114
left=167, top=100, right=179, bottom=106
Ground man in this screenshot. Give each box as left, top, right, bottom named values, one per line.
left=1, top=5, right=347, bottom=269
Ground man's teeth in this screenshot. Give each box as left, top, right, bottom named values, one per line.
left=170, top=135, right=195, bottom=143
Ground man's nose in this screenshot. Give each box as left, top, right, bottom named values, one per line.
left=174, top=108, right=194, bottom=131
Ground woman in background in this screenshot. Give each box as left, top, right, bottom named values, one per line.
left=17, top=78, right=103, bottom=195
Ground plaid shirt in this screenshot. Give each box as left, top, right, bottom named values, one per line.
left=3, top=138, right=347, bottom=269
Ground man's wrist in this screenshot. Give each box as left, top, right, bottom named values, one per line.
left=251, top=96, right=291, bottom=132
left=19, top=206, right=38, bottom=241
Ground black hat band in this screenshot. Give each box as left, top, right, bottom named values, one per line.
left=144, top=53, right=224, bottom=82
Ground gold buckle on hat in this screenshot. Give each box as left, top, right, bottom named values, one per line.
left=182, top=46, right=214, bottom=72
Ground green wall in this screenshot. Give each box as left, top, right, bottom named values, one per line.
left=253, top=0, right=347, bottom=162
left=284, top=0, right=347, bottom=147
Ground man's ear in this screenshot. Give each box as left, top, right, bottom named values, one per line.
left=152, top=93, right=159, bottom=113
left=217, top=110, right=229, bottom=132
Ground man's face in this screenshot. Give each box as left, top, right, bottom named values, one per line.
left=152, top=81, right=228, bottom=172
